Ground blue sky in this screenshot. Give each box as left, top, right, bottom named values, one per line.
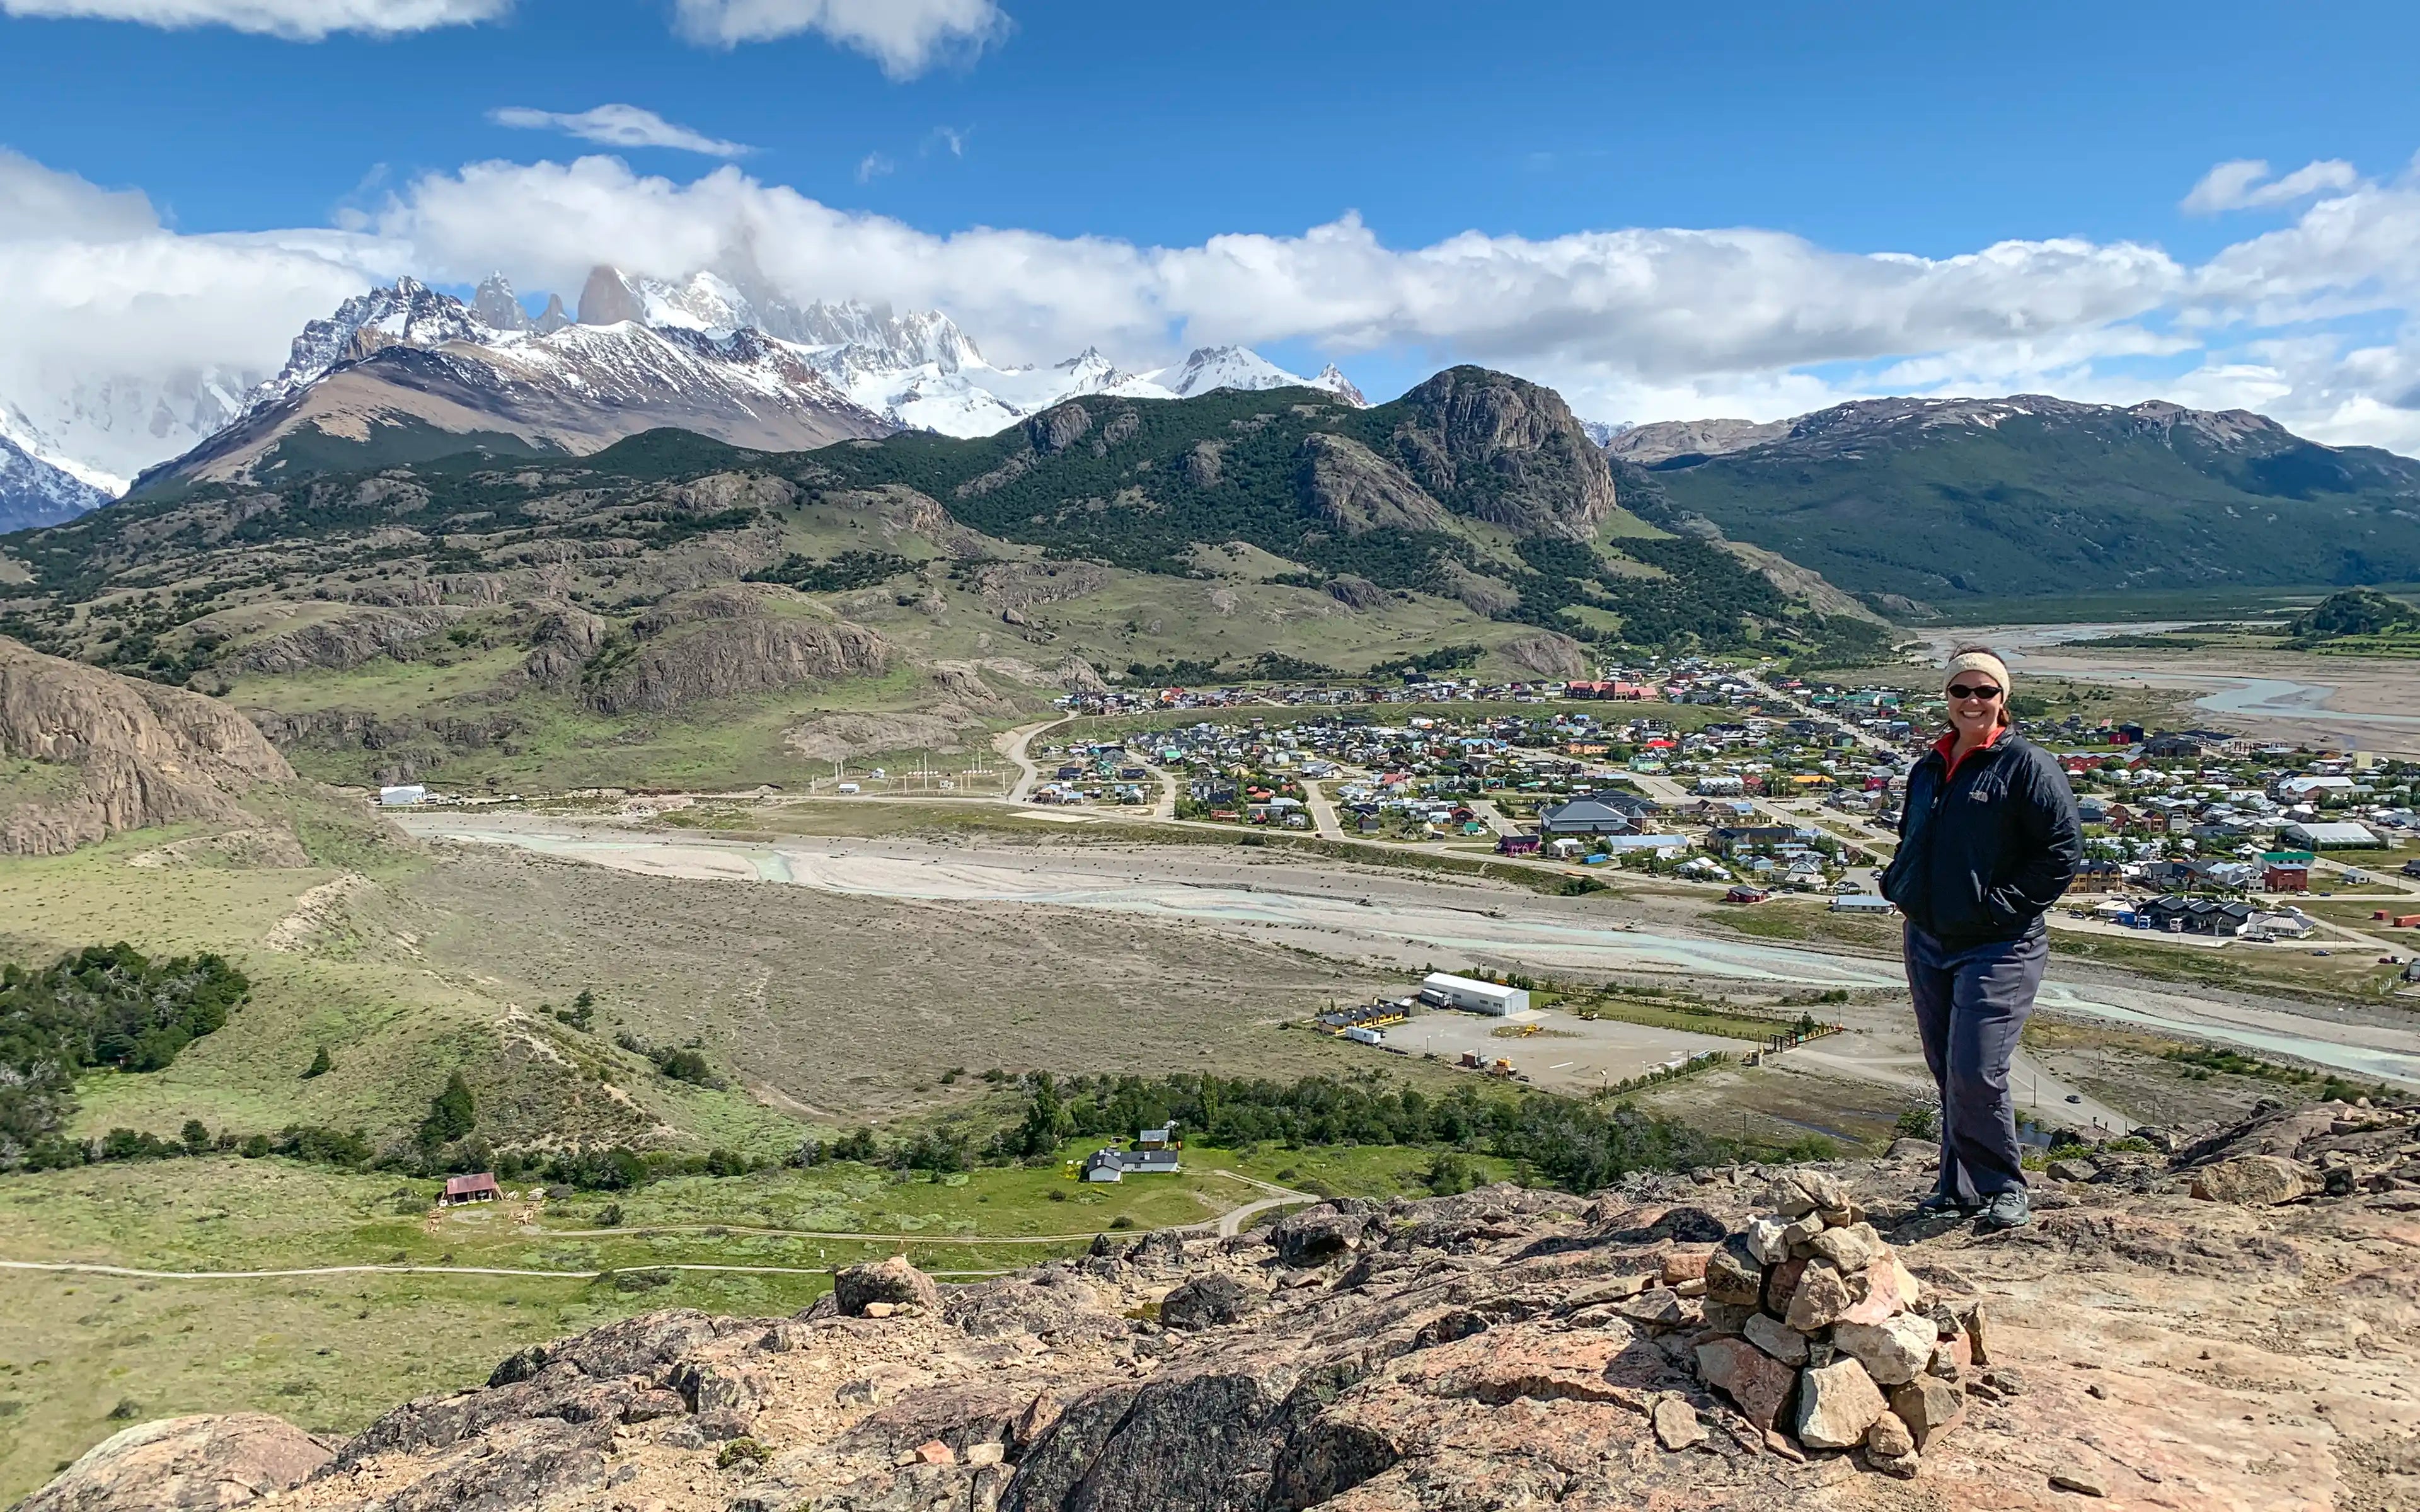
left=11, top=1, right=2418, bottom=255
left=6, top=0, right=2420, bottom=458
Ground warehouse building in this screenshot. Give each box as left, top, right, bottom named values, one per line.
left=1418, top=972, right=1530, bottom=1016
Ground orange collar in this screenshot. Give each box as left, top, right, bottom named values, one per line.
left=1932, top=723, right=2005, bottom=781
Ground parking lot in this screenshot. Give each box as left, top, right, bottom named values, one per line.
left=1375, top=1006, right=1742, bottom=1094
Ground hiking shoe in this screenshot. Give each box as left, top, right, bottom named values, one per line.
left=1976, top=1189, right=2031, bottom=1231
left=1913, top=1188, right=1971, bottom=1217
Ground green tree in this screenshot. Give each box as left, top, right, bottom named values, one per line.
left=180, top=1118, right=210, bottom=1155
left=301, top=1046, right=332, bottom=1079
left=1017, top=1072, right=1071, bottom=1159
left=418, top=1070, right=476, bottom=1147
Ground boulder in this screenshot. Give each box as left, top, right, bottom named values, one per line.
left=2190, top=1155, right=2315, bottom=1206
left=1865, top=1412, right=1922, bottom=1478
left=1794, top=1358, right=1888, bottom=1450
left=835, top=1256, right=942, bottom=1316
left=1616, top=1287, right=1701, bottom=1329
left=1834, top=1256, right=1920, bottom=1327
left=1652, top=1396, right=1708, bottom=1452
left=1783, top=1259, right=1854, bottom=1332
left=1887, top=1377, right=1967, bottom=1450
left=20, top=1414, right=331, bottom=1511
left=1270, top=1204, right=1371, bottom=1266
left=1765, top=1256, right=1809, bottom=1317
left=1809, top=1222, right=1883, bottom=1273
left=1831, top=1314, right=1936, bottom=1387
left=1743, top=1311, right=1808, bottom=1366
left=1695, top=1337, right=1795, bottom=1431
left=1703, top=1236, right=1764, bottom=1306
left=1865, top=1411, right=1917, bottom=1459
left=1158, top=1274, right=1258, bottom=1331
left=1744, top=1214, right=1792, bottom=1265
left=1646, top=1205, right=1727, bottom=1242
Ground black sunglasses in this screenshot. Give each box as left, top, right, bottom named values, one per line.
left=1946, top=683, right=2003, bottom=701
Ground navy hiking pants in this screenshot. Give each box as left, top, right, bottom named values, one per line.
left=1903, top=924, right=2046, bottom=1203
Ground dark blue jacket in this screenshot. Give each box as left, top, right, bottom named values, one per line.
left=1881, top=728, right=2082, bottom=946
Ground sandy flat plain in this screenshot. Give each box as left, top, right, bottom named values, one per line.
left=398, top=814, right=2420, bottom=1116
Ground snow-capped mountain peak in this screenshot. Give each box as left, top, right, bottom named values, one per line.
left=0, top=404, right=112, bottom=530
left=472, top=273, right=531, bottom=333
left=3, top=260, right=1370, bottom=520
left=243, top=276, right=497, bottom=418
left=1147, top=346, right=1371, bottom=406
left=1311, top=364, right=1369, bottom=407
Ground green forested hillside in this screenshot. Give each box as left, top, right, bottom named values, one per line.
left=1627, top=396, right=2420, bottom=610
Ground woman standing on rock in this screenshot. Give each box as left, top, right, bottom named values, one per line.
left=1880, top=646, right=2082, bottom=1230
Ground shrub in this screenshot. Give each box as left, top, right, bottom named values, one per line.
left=0, top=944, right=250, bottom=1155
left=717, top=1438, right=771, bottom=1470
left=417, top=1072, right=476, bottom=1148
left=1894, top=1105, right=1939, bottom=1142
left=301, top=1046, right=332, bottom=1079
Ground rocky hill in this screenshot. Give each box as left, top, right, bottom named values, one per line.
left=0, top=635, right=294, bottom=854
left=0, top=370, right=1882, bottom=788
left=1609, top=394, right=2420, bottom=610
left=29, top=1098, right=2419, bottom=1511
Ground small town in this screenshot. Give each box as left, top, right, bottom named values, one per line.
left=1020, top=660, right=2419, bottom=964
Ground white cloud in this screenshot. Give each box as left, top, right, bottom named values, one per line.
left=14, top=145, right=2420, bottom=487
left=856, top=152, right=894, bottom=183
left=490, top=104, right=751, bottom=159
left=0, top=149, right=402, bottom=485
left=0, top=0, right=504, bottom=39
left=671, top=0, right=1005, bottom=76
left=2182, top=157, right=2361, bottom=214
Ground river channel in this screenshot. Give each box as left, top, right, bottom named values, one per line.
left=404, top=814, right=2420, bottom=1090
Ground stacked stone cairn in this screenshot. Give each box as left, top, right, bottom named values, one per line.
left=1690, top=1170, right=1978, bottom=1477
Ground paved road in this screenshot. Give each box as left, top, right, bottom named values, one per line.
left=1468, top=798, right=1524, bottom=839
left=996, top=718, right=1067, bottom=803
left=1181, top=1171, right=1318, bottom=1237
left=1296, top=778, right=1348, bottom=840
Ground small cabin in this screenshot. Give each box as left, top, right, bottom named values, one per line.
left=439, top=1172, right=502, bottom=1206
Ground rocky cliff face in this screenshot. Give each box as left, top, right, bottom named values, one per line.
left=1381, top=368, right=1621, bottom=541
left=582, top=586, right=890, bottom=716
left=40, top=1099, right=2418, bottom=1512
left=0, top=637, right=295, bottom=855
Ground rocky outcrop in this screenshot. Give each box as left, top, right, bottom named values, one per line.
left=0, top=637, right=296, bottom=855
left=1383, top=367, right=1620, bottom=540
left=30, top=1099, right=2420, bottom=1512
left=784, top=707, right=989, bottom=763
left=1496, top=629, right=1591, bottom=679
left=1603, top=416, right=1792, bottom=466
left=518, top=602, right=609, bottom=689
left=835, top=1256, right=943, bottom=1317
left=214, top=605, right=459, bottom=675
left=1294, top=434, right=1455, bottom=536
left=582, top=587, right=889, bottom=716
left=1436, top=559, right=1519, bottom=617
left=20, top=1412, right=333, bottom=1511
left=1323, top=575, right=1387, bottom=610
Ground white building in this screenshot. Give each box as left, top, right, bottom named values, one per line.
left=1419, top=972, right=1530, bottom=1016
left=377, top=784, right=427, bottom=807
left=2282, top=821, right=2380, bottom=850
left=1828, top=894, right=1896, bottom=915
